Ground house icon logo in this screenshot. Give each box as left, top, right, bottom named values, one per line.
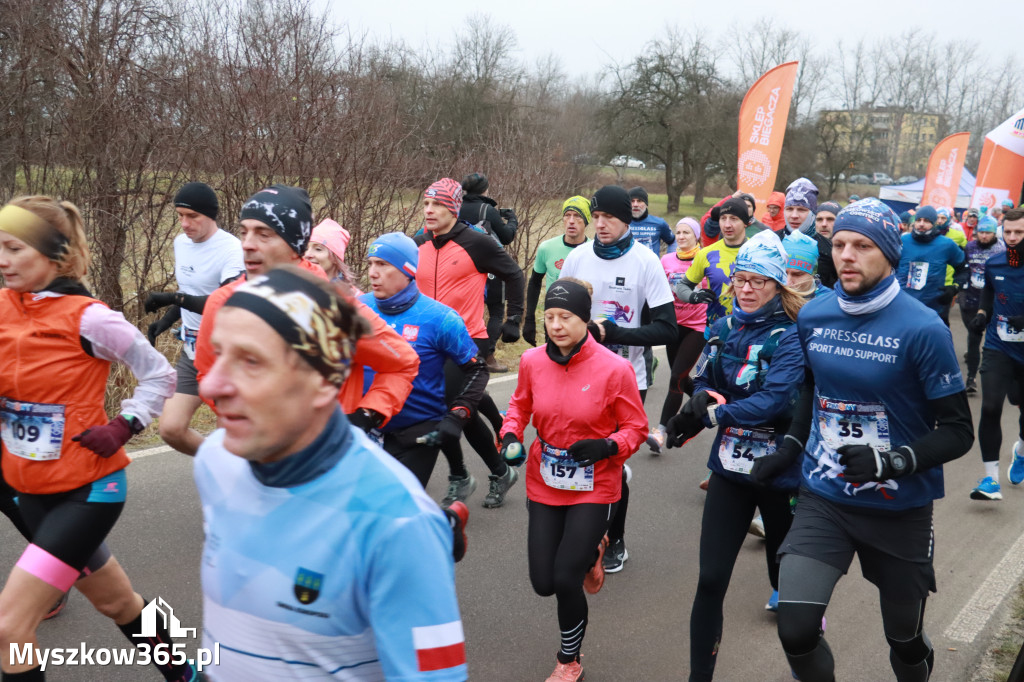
left=134, top=597, right=197, bottom=639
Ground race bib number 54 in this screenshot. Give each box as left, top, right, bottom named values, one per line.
left=0, top=398, right=66, bottom=461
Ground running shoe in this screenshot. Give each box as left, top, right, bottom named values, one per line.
left=483, top=466, right=518, bottom=508
left=1009, top=441, right=1024, bottom=485
left=748, top=514, right=765, bottom=538
left=545, top=658, right=584, bottom=682
left=44, top=591, right=69, bottom=620
left=970, top=476, right=1002, bottom=500
left=699, top=470, right=711, bottom=491
left=584, top=536, right=608, bottom=594
left=765, top=589, right=779, bottom=612
left=445, top=502, right=469, bottom=563
left=603, top=537, right=628, bottom=573
left=441, top=474, right=476, bottom=508
left=647, top=427, right=666, bottom=455
left=966, top=377, right=978, bottom=394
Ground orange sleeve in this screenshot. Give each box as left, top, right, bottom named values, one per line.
left=338, top=299, right=419, bottom=425
left=194, top=280, right=240, bottom=386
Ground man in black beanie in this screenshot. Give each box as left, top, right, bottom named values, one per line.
left=458, top=172, right=520, bottom=372
left=144, top=182, right=244, bottom=456
left=628, top=186, right=673, bottom=256
left=559, top=184, right=677, bottom=574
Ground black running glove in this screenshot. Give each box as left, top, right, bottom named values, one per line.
left=568, top=438, right=617, bottom=467
left=968, top=312, right=988, bottom=334
left=665, top=411, right=705, bottom=448
left=144, top=291, right=178, bottom=313
left=147, top=310, right=178, bottom=346
left=936, top=285, right=958, bottom=305
left=682, top=391, right=714, bottom=419
left=751, top=436, right=803, bottom=484
left=500, top=432, right=526, bottom=467
left=522, top=318, right=537, bottom=347
left=347, top=408, right=384, bottom=434
left=1009, top=315, right=1024, bottom=331
left=837, top=444, right=916, bottom=483
left=688, top=289, right=716, bottom=305
left=501, top=315, right=522, bottom=343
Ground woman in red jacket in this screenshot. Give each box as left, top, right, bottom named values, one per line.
left=499, top=278, right=647, bottom=682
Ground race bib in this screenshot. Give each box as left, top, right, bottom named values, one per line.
left=0, top=398, right=66, bottom=461
left=997, top=315, right=1024, bottom=343
left=717, top=426, right=774, bottom=475
left=606, top=344, right=630, bottom=360
left=906, top=262, right=929, bottom=291
left=817, top=395, right=892, bottom=458
left=181, top=326, right=199, bottom=360
left=970, top=270, right=985, bottom=289
left=539, top=441, right=594, bottom=491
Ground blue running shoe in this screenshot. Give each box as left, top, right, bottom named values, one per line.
left=765, top=589, right=779, bottom=612
left=1008, top=442, right=1024, bottom=485
left=970, top=476, right=1003, bottom=500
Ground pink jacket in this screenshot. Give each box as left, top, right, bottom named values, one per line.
left=501, top=335, right=647, bottom=505
left=661, top=252, right=707, bottom=332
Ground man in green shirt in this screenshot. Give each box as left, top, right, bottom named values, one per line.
left=522, top=195, right=591, bottom=345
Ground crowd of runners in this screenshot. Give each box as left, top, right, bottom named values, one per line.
left=0, top=172, right=1021, bottom=681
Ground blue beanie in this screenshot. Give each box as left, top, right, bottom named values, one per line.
left=976, top=216, right=998, bottom=233
left=834, top=198, right=903, bottom=267
left=368, top=232, right=418, bottom=279
left=782, top=230, right=819, bottom=274
left=915, top=205, right=938, bottom=225
left=734, top=230, right=788, bottom=284
left=785, top=178, right=819, bottom=212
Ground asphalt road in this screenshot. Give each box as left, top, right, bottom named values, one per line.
left=3, top=312, right=1022, bottom=681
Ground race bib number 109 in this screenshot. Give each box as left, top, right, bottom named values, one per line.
left=0, top=398, right=65, bottom=461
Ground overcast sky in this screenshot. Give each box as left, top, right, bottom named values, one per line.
left=324, top=0, right=1016, bottom=80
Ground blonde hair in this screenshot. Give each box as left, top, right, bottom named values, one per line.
left=9, top=195, right=90, bottom=281
left=559, top=276, right=593, bottom=296
left=724, top=280, right=806, bottom=321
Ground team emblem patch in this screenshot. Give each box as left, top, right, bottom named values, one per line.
left=403, top=325, right=420, bottom=342
left=294, top=568, right=323, bottom=604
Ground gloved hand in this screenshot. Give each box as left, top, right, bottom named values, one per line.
left=682, top=391, right=713, bottom=419
left=72, top=415, right=138, bottom=458
left=522, top=318, right=537, bottom=347
left=568, top=438, right=617, bottom=467
left=968, top=312, right=988, bottom=334
left=665, top=411, right=704, bottom=448
left=501, top=315, right=522, bottom=343
left=587, top=320, right=604, bottom=342
left=500, top=432, right=526, bottom=467
left=837, top=444, right=915, bottom=483
left=499, top=208, right=517, bottom=221
left=436, top=409, right=469, bottom=445
left=147, top=317, right=176, bottom=346
left=144, top=292, right=178, bottom=314
left=936, top=285, right=959, bottom=305
left=750, top=436, right=803, bottom=484
left=688, top=288, right=716, bottom=305
left=347, top=408, right=383, bottom=434
left=1009, top=315, right=1024, bottom=331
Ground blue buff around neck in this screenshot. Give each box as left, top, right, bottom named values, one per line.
left=376, top=279, right=420, bottom=314
left=593, top=231, right=634, bottom=260
left=834, top=273, right=896, bottom=303
left=731, top=295, right=784, bottom=325
left=249, top=408, right=351, bottom=487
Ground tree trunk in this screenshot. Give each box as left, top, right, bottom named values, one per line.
left=90, top=159, right=125, bottom=311
left=693, top=166, right=708, bottom=205
left=665, top=164, right=680, bottom=213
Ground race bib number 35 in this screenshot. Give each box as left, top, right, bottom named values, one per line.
left=817, top=395, right=891, bottom=456
left=718, top=426, right=774, bottom=475
left=539, top=441, right=594, bottom=491
left=0, top=398, right=66, bottom=461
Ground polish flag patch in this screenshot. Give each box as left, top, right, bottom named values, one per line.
left=402, top=325, right=420, bottom=342
left=412, top=620, right=465, bottom=671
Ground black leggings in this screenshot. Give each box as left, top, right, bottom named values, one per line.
left=0, top=475, right=31, bottom=541
left=382, top=420, right=442, bottom=488
left=960, top=306, right=984, bottom=380
left=777, top=554, right=933, bottom=682
left=485, top=278, right=505, bottom=350
left=528, top=500, right=616, bottom=664
left=607, top=388, right=647, bottom=543
left=659, top=325, right=707, bottom=426
left=440, top=355, right=505, bottom=478
left=689, top=473, right=794, bottom=681
left=978, top=348, right=1024, bottom=462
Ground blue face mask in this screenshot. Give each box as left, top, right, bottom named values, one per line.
left=592, top=231, right=634, bottom=260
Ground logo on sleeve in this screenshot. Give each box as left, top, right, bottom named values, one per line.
left=294, top=568, right=323, bottom=605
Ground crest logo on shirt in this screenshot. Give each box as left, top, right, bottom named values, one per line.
left=294, top=568, right=323, bottom=605
left=402, top=325, right=420, bottom=342
left=615, top=276, right=626, bottom=286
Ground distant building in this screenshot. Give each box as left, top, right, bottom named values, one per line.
left=819, top=107, right=945, bottom=178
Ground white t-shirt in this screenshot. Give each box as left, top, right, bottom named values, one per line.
left=173, top=229, right=244, bottom=334
left=559, top=240, right=673, bottom=389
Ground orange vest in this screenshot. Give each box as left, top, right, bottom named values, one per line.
left=0, top=290, right=129, bottom=494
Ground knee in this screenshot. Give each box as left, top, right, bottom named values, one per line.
left=530, top=572, right=555, bottom=598
left=695, top=570, right=729, bottom=602
left=158, top=415, right=187, bottom=443
left=89, top=590, right=140, bottom=622
left=887, top=632, right=932, bottom=666
left=777, top=603, right=823, bottom=655
left=0, top=610, right=36, bottom=649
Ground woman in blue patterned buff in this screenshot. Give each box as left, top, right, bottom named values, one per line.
left=783, top=230, right=831, bottom=299
left=664, top=230, right=806, bottom=681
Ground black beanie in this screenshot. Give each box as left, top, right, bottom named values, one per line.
left=719, top=197, right=751, bottom=224
left=590, top=186, right=633, bottom=225
left=173, top=182, right=218, bottom=221
left=461, top=172, right=489, bottom=195
left=545, top=280, right=591, bottom=322
left=628, top=186, right=649, bottom=205
left=239, top=184, right=314, bottom=256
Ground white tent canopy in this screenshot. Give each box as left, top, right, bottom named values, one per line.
left=878, top=168, right=976, bottom=210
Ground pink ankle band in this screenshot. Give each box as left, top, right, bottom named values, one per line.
left=16, top=544, right=79, bottom=592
